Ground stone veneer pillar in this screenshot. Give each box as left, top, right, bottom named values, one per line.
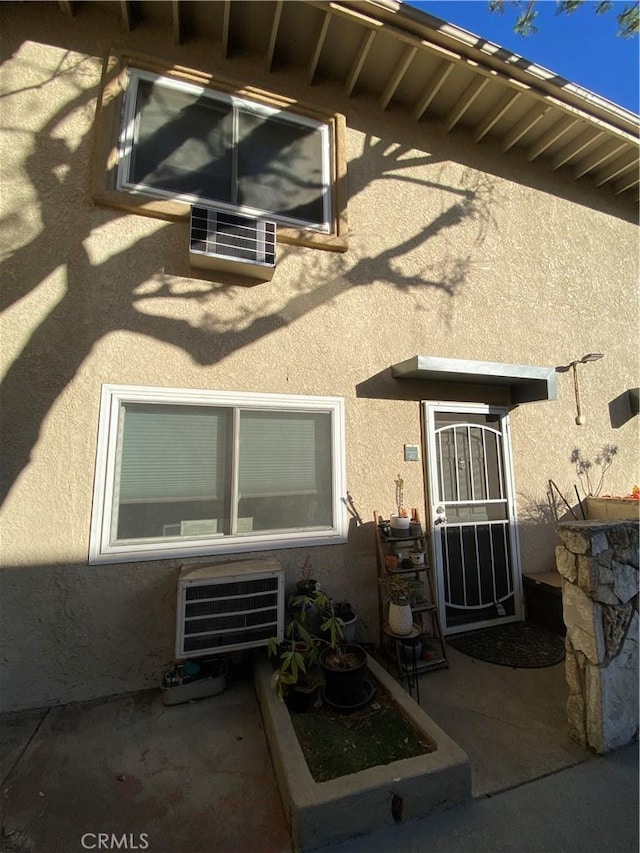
left=556, top=520, right=639, bottom=754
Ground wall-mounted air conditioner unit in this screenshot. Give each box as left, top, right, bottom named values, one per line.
left=189, top=206, right=277, bottom=281
left=175, top=557, right=284, bottom=659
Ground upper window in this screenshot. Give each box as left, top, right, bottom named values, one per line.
left=89, top=386, right=347, bottom=564
left=117, top=69, right=332, bottom=232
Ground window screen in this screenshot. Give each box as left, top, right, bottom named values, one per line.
left=237, top=111, right=325, bottom=225
left=130, top=79, right=233, bottom=203
left=119, top=70, right=331, bottom=231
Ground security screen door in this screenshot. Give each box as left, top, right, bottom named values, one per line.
left=423, top=404, right=522, bottom=635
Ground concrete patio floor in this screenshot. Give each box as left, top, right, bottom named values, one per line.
left=1, top=650, right=637, bottom=853
left=418, top=646, right=590, bottom=797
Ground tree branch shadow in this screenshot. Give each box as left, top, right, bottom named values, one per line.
left=0, top=59, right=498, bottom=506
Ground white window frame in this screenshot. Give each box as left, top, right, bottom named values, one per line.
left=89, top=385, right=347, bottom=564
left=116, top=68, right=332, bottom=233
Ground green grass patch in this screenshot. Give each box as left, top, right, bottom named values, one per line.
left=290, top=680, right=435, bottom=782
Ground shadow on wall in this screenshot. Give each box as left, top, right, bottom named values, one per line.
left=0, top=516, right=378, bottom=712
left=0, top=44, right=497, bottom=509
left=0, top=560, right=181, bottom=711
left=517, top=482, right=585, bottom=575
left=609, top=390, right=638, bottom=429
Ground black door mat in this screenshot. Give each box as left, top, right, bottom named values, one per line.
left=447, top=621, right=565, bottom=668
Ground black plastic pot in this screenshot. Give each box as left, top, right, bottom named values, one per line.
left=296, top=579, right=319, bottom=597
left=284, top=685, right=316, bottom=713
left=319, top=644, right=368, bottom=708
left=399, top=639, right=422, bottom=664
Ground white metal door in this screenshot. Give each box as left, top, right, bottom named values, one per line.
left=423, top=404, right=522, bottom=635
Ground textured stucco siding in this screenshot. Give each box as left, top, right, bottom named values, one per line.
left=1, top=4, right=638, bottom=711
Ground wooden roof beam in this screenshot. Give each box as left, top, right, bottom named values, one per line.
left=573, top=140, right=629, bottom=179
left=551, top=128, right=604, bottom=171
left=474, top=90, right=522, bottom=143
left=446, top=76, right=489, bottom=132
left=380, top=45, right=418, bottom=110
left=346, top=29, right=376, bottom=97
left=413, top=60, right=454, bottom=121
left=266, top=1, right=284, bottom=72
left=593, top=151, right=639, bottom=187
left=221, top=1, right=231, bottom=59
left=119, top=1, right=133, bottom=31
left=526, top=115, right=581, bottom=162
left=308, top=9, right=332, bottom=85
left=502, top=102, right=550, bottom=152
left=614, top=170, right=639, bottom=195
left=172, top=0, right=182, bottom=45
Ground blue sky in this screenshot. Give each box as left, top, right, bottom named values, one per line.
left=406, top=1, right=639, bottom=113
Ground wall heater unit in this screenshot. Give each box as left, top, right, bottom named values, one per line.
left=175, top=558, right=284, bottom=659
left=189, top=206, right=277, bottom=281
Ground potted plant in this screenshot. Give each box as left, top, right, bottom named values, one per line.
left=295, top=555, right=320, bottom=598
left=332, top=600, right=358, bottom=644
left=389, top=475, right=411, bottom=537
left=269, top=588, right=345, bottom=710
left=316, top=595, right=368, bottom=708
left=319, top=643, right=368, bottom=708
left=389, top=508, right=410, bottom=537
left=379, top=573, right=414, bottom=636
left=270, top=587, right=369, bottom=710
left=268, top=593, right=320, bottom=709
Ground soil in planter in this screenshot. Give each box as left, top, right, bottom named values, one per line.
left=290, top=680, right=436, bottom=783
left=321, top=649, right=363, bottom=670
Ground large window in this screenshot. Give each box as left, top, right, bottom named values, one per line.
left=117, top=69, right=332, bottom=232
left=89, top=386, right=347, bottom=563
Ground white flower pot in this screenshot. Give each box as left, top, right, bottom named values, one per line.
left=390, top=515, right=410, bottom=537
left=388, top=602, right=413, bottom=635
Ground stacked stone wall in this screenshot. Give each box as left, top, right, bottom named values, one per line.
left=557, top=521, right=639, bottom=754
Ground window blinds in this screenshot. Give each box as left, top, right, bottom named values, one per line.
left=117, top=404, right=332, bottom=505
left=238, top=410, right=331, bottom=499
left=118, top=404, right=230, bottom=503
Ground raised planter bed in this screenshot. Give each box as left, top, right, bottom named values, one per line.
left=585, top=496, right=639, bottom=521
left=253, top=653, right=471, bottom=852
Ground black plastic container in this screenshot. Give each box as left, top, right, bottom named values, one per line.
left=319, top=645, right=368, bottom=708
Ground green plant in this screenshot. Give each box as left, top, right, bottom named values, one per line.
left=268, top=637, right=309, bottom=698
left=378, top=573, right=411, bottom=606
left=488, top=0, right=639, bottom=39
left=268, top=589, right=345, bottom=699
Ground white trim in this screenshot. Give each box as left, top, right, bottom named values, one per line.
left=116, top=68, right=332, bottom=233
left=89, top=385, right=347, bottom=564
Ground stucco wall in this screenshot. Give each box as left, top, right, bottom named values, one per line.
left=1, top=4, right=638, bottom=711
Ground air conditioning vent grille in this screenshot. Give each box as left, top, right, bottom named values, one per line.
left=176, top=559, right=284, bottom=657
left=186, top=577, right=277, bottom=600
left=189, top=207, right=276, bottom=281
left=186, top=592, right=278, bottom=617
left=184, top=608, right=279, bottom=636
left=183, top=625, right=275, bottom=654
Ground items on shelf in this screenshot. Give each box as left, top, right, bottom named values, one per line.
left=374, top=509, right=448, bottom=681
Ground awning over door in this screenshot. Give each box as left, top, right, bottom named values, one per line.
left=391, top=356, right=556, bottom=404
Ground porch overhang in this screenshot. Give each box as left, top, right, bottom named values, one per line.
left=391, top=355, right=557, bottom=404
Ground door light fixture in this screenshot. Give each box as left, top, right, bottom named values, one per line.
left=556, top=353, right=604, bottom=425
